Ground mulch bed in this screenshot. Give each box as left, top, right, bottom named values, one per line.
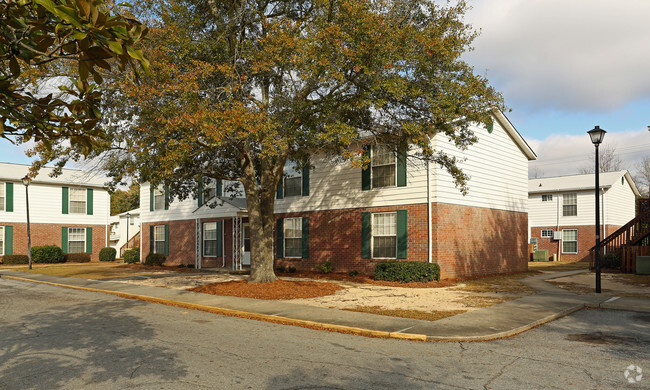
left=279, top=271, right=458, bottom=288
left=190, top=279, right=344, bottom=300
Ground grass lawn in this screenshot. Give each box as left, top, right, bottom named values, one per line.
left=528, top=261, right=590, bottom=272
left=0, top=262, right=172, bottom=280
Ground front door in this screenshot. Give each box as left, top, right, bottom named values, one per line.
left=242, top=223, right=251, bottom=266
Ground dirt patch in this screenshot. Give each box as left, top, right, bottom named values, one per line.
left=452, top=272, right=539, bottom=294
left=190, top=279, right=344, bottom=300
left=279, top=271, right=457, bottom=288
left=343, top=306, right=467, bottom=322
left=528, top=261, right=590, bottom=272
left=548, top=272, right=650, bottom=298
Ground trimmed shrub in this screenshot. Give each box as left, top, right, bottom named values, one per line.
left=348, top=270, right=359, bottom=277
left=287, top=266, right=296, bottom=273
left=602, top=252, right=621, bottom=269
left=316, top=261, right=334, bottom=274
left=31, top=245, right=65, bottom=264
left=145, top=253, right=166, bottom=266
left=64, top=253, right=91, bottom=263
left=123, top=248, right=140, bottom=264
left=374, top=261, right=441, bottom=283
left=99, top=247, right=117, bottom=262
left=2, top=255, right=29, bottom=264
left=275, top=265, right=286, bottom=273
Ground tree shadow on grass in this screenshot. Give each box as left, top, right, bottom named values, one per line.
left=0, top=297, right=188, bottom=388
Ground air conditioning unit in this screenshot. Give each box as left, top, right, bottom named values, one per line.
left=553, top=231, right=562, bottom=240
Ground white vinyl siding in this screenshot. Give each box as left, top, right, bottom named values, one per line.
left=562, top=229, right=578, bottom=253
left=284, top=218, right=302, bottom=258
left=68, top=227, right=86, bottom=253
left=0, top=183, right=4, bottom=211
left=69, top=188, right=86, bottom=214
left=372, top=212, right=397, bottom=258
left=154, top=225, right=166, bottom=254
left=0, top=226, right=4, bottom=255
left=604, top=174, right=638, bottom=226
left=562, top=193, right=577, bottom=217
left=372, top=145, right=396, bottom=189
left=203, top=222, right=218, bottom=257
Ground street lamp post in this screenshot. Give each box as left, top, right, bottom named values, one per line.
left=588, top=126, right=606, bottom=293
left=125, top=212, right=130, bottom=249
left=21, top=175, right=32, bottom=270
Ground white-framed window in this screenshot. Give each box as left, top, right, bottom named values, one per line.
left=153, top=187, right=165, bottom=210
left=203, top=222, right=218, bottom=257
left=0, top=226, right=4, bottom=255
left=284, top=217, right=302, bottom=258
left=562, top=193, right=577, bottom=216
left=0, top=183, right=4, bottom=211
left=154, top=225, right=166, bottom=254
left=69, top=188, right=86, bottom=214
left=203, top=179, right=217, bottom=205
left=284, top=162, right=302, bottom=197
left=562, top=229, right=578, bottom=253
left=372, top=212, right=397, bottom=258
left=68, top=227, right=86, bottom=253
left=542, top=194, right=553, bottom=202
left=541, top=229, right=554, bottom=238
left=372, top=145, right=396, bottom=189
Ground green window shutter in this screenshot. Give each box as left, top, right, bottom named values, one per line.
left=276, top=218, right=284, bottom=258
left=149, top=225, right=154, bottom=253
left=216, top=221, right=223, bottom=257
left=62, top=227, right=68, bottom=253
left=86, top=227, right=93, bottom=254
left=361, top=212, right=371, bottom=259
left=164, top=185, right=170, bottom=210
left=198, top=180, right=203, bottom=207
left=397, top=210, right=407, bottom=259
left=164, top=224, right=169, bottom=256
left=301, top=217, right=309, bottom=259
left=361, top=146, right=371, bottom=191
left=396, top=149, right=407, bottom=187
left=5, top=226, right=13, bottom=255
left=276, top=177, right=284, bottom=199
left=149, top=187, right=154, bottom=212
left=5, top=182, right=13, bottom=212
left=86, top=188, right=93, bottom=215
left=302, top=165, right=310, bottom=196
left=217, top=180, right=223, bottom=197
left=487, top=121, right=494, bottom=134
left=62, top=187, right=69, bottom=214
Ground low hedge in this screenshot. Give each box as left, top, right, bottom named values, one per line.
left=31, top=245, right=65, bottom=264
left=123, top=248, right=140, bottom=264
left=99, top=247, right=117, bottom=262
left=64, top=253, right=91, bottom=263
left=2, top=255, right=29, bottom=264
left=374, top=261, right=440, bottom=283
left=602, top=252, right=621, bottom=269
left=145, top=253, right=166, bottom=266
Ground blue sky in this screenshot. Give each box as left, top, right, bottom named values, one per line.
left=2, top=0, right=649, bottom=178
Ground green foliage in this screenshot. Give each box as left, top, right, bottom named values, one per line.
left=1, top=0, right=149, bottom=161
left=275, top=265, right=286, bottom=273
left=110, top=183, right=140, bottom=215
left=287, top=266, right=296, bottom=273
left=348, top=270, right=359, bottom=277
left=177, top=264, right=186, bottom=268
left=123, top=248, right=140, bottom=264
left=31, top=245, right=65, bottom=263
left=602, top=253, right=621, bottom=269
left=145, top=253, right=166, bottom=266
left=316, top=261, right=335, bottom=274
left=99, top=247, right=117, bottom=262
left=64, top=253, right=91, bottom=263
left=374, top=261, right=441, bottom=283
left=2, top=255, right=29, bottom=264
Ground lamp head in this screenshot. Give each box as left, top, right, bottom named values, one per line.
left=21, top=175, right=31, bottom=187
left=588, top=126, right=606, bottom=145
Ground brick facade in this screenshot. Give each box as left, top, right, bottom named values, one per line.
left=530, top=225, right=621, bottom=262
left=142, top=203, right=528, bottom=279
left=0, top=222, right=107, bottom=262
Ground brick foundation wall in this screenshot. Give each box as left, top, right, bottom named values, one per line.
left=530, top=225, right=621, bottom=262
left=0, top=222, right=107, bottom=262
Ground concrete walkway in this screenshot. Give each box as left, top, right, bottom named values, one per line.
left=1, top=269, right=649, bottom=342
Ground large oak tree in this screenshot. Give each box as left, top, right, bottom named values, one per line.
left=59, top=0, right=504, bottom=282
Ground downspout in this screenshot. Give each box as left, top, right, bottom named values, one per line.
left=222, top=218, right=226, bottom=268
left=105, top=190, right=109, bottom=247
left=601, top=188, right=606, bottom=254
left=427, top=159, right=432, bottom=263
left=556, top=191, right=561, bottom=262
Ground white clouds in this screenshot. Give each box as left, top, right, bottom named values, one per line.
left=528, top=128, right=650, bottom=177
left=464, top=0, right=650, bottom=112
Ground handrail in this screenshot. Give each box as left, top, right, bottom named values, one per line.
left=592, top=209, right=650, bottom=253
left=120, top=231, right=141, bottom=257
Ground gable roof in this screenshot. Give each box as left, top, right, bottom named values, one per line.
left=0, top=162, right=108, bottom=188
left=529, top=170, right=641, bottom=197
left=493, top=109, right=537, bottom=161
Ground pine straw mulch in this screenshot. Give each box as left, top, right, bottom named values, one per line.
left=278, top=270, right=458, bottom=288
left=190, top=279, right=345, bottom=300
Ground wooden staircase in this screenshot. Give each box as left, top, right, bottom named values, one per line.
left=120, top=231, right=141, bottom=257
left=592, top=198, right=650, bottom=272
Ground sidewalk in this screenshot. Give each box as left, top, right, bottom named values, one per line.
left=1, top=269, right=649, bottom=342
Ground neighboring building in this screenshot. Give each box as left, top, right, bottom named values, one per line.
left=528, top=171, right=640, bottom=262
left=140, top=110, right=536, bottom=279
left=0, top=163, right=110, bottom=262
left=109, top=208, right=141, bottom=257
